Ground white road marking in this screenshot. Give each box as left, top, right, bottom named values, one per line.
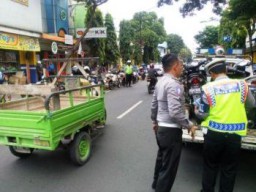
left=117, top=100, right=143, bottom=119
left=105, top=91, right=110, bottom=93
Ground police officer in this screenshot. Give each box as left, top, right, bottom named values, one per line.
left=151, top=53, right=197, bottom=192
left=195, top=60, right=255, bottom=192
left=125, top=60, right=133, bottom=87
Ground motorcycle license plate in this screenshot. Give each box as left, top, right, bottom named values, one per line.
left=189, top=88, right=201, bottom=95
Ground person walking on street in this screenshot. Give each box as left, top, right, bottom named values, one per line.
left=125, top=60, right=133, bottom=87
left=151, top=53, right=197, bottom=192
left=194, top=60, right=255, bottom=192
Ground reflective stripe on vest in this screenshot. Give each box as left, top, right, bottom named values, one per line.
left=201, top=79, right=248, bottom=136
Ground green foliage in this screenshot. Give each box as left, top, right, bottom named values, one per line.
left=104, top=13, right=120, bottom=66
left=157, top=0, right=227, bottom=16
left=84, top=8, right=105, bottom=64
left=194, top=26, right=219, bottom=48
left=119, top=20, right=133, bottom=62
left=166, top=34, right=185, bottom=55
left=75, top=0, right=108, bottom=6
left=119, top=11, right=166, bottom=64
left=179, top=47, right=192, bottom=62
left=226, top=0, right=256, bottom=56
left=219, top=10, right=247, bottom=49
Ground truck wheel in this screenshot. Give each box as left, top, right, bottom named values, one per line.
left=69, top=131, right=92, bottom=166
left=9, top=146, right=34, bottom=158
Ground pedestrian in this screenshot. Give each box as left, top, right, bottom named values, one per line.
left=36, top=61, right=43, bottom=81
left=151, top=53, right=197, bottom=192
left=47, top=62, right=56, bottom=76
left=125, top=60, right=133, bottom=87
left=194, top=60, right=255, bottom=192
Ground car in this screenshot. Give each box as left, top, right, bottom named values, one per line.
left=156, top=68, right=163, bottom=76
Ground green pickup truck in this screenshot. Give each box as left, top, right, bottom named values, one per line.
left=0, top=85, right=106, bottom=166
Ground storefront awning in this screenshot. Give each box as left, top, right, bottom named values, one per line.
left=0, top=32, right=40, bottom=52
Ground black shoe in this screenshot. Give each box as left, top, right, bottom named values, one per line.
left=152, top=181, right=157, bottom=190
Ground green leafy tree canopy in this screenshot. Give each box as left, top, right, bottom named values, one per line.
left=166, top=34, right=185, bottom=55
left=104, top=13, right=120, bottom=66
left=157, top=0, right=227, bottom=16
left=194, top=26, right=219, bottom=48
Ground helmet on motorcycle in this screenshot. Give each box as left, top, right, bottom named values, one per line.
left=127, top=60, right=131, bottom=64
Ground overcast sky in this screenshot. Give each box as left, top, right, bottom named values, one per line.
left=99, top=0, right=220, bottom=53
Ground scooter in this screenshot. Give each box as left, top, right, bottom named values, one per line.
left=118, top=71, right=126, bottom=87
left=147, top=77, right=157, bottom=94
left=104, top=71, right=120, bottom=90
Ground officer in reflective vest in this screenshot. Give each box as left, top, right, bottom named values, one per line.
left=194, top=59, right=255, bottom=192
left=125, top=60, right=133, bottom=87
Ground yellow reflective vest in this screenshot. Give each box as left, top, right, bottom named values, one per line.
left=125, top=65, right=133, bottom=75
left=201, top=78, right=248, bottom=136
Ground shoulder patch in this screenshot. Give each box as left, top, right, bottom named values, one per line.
left=176, top=87, right=181, bottom=95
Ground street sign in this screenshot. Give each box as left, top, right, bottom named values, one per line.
left=51, top=42, right=58, bottom=54
left=76, top=27, right=107, bottom=39
left=65, top=34, right=73, bottom=45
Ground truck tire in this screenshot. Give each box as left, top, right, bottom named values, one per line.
left=9, top=146, right=34, bottom=158
left=69, top=131, right=92, bottom=166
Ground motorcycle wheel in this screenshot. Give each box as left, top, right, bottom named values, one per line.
left=117, top=81, right=121, bottom=88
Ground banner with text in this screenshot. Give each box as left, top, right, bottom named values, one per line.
left=76, top=27, right=107, bottom=39
left=0, top=32, right=40, bottom=51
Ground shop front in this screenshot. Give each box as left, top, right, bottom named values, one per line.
left=39, top=33, right=76, bottom=78
left=0, top=32, right=40, bottom=84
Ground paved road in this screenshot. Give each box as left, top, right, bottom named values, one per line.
left=0, top=80, right=255, bottom=192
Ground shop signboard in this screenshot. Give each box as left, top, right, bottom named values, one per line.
left=76, top=27, right=107, bottom=39
left=51, top=42, right=58, bottom=54
left=65, top=35, right=73, bottom=45
left=0, top=32, right=40, bottom=51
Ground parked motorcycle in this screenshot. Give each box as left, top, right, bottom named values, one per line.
left=132, top=71, right=139, bottom=84
left=104, top=70, right=121, bottom=90
left=118, top=71, right=126, bottom=87
left=182, top=59, right=207, bottom=104
left=138, top=68, right=146, bottom=80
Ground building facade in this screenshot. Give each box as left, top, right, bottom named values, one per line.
left=0, top=0, right=71, bottom=83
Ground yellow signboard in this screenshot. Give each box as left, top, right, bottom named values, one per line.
left=0, top=32, right=40, bottom=52
left=11, top=0, right=29, bottom=6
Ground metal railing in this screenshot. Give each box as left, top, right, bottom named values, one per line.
left=44, top=84, right=104, bottom=112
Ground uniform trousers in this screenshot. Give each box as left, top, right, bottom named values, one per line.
left=126, top=74, right=132, bottom=87
left=202, top=130, right=241, bottom=192
left=153, top=127, right=182, bottom=192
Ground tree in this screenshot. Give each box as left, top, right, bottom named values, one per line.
left=84, top=8, right=105, bottom=64
left=119, top=20, right=133, bottom=63
left=104, top=13, right=120, bottom=67
left=166, top=34, right=185, bottom=55
left=194, top=26, right=219, bottom=48
left=218, top=10, right=247, bottom=49
left=226, top=0, right=256, bottom=57
left=157, top=0, right=227, bottom=16
left=129, top=11, right=167, bottom=64
left=179, top=47, right=192, bottom=62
